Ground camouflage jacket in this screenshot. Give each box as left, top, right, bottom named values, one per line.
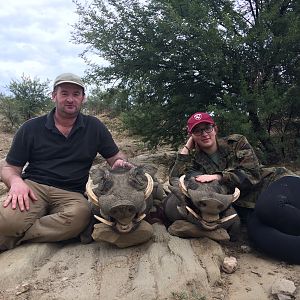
left=169, top=134, right=294, bottom=208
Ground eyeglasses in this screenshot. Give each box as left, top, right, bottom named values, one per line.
left=192, top=124, right=215, bottom=135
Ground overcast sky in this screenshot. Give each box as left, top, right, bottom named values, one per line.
left=0, top=0, right=97, bottom=94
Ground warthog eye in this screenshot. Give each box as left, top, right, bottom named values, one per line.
left=199, top=202, right=206, bottom=207
left=128, top=167, right=147, bottom=190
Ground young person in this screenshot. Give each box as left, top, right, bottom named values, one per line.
left=167, top=112, right=299, bottom=263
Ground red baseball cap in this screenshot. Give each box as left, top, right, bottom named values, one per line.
left=187, top=112, right=215, bottom=133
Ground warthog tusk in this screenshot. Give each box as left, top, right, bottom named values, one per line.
left=218, top=214, right=237, bottom=223
left=135, top=213, right=146, bottom=223
left=232, top=188, right=240, bottom=202
left=186, top=206, right=229, bottom=231
left=186, top=206, right=200, bottom=219
left=144, top=173, right=154, bottom=199
left=86, top=178, right=99, bottom=207
left=94, top=215, right=114, bottom=226
left=179, top=175, right=189, bottom=197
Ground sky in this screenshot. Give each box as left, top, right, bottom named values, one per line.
left=0, top=0, right=99, bottom=94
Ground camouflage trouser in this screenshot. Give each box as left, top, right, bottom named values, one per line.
left=235, top=166, right=296, bottom=209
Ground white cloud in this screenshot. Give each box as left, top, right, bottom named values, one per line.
left=0, top=0, right=101, bottom=93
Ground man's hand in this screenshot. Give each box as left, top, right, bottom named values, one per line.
left=195, top=174, right=222, bottom=183
left=111, top=158, right=134, bottom=170
left=3, top=178, right=37, bottom=211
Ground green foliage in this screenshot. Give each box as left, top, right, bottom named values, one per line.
left=73, top=0, right=300, bottom=163
left=85, top=87, right=130, bottom=117
left=0, top=94, right=22, bottom=131
left=0, top=75, right=52, bottom=131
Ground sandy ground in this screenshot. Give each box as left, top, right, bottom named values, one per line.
left=0, top=116, right=299, bottom=300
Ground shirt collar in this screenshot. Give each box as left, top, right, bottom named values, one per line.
left=45, top=108, right=85, bottom=132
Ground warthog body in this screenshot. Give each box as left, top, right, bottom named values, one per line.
left=165, top=176, right=240, bottom=240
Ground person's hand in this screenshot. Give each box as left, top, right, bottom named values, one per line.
left=111, top=158, right=134, bottom=170
left=195, top=174, right=222, bottom=183
left=180, top=136, right=196, bottom=154
left=185, top=136, right=195, bottom=151
left=3, top=178, right=37, bottom=211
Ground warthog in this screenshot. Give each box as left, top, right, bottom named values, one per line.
left=86, top=166, right=154, bottom=231
left=85, top=165, right=164, bottom=247
left=164, top=175, right=241, bottom=241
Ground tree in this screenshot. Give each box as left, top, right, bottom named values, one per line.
left=8, top=75, right=52, bottom=122
left=0, top=94, right=21, bottom=131
left=73, top=0, right=233, bottom=144
left=85, top=87, right=131, bottom=117
left=73, top=0, right=300, bottom=162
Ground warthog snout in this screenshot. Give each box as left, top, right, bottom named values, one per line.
left=109, top=204, right=137, bottom=223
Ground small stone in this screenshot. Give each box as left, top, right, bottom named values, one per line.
left=221, top=256, right=237, bottom=274
left=271, top=278, right=296, bottom=297
left=277, top=294, right=292, bottom=300
left=240, top=245, right=252, bottom=253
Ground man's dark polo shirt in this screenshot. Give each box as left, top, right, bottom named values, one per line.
left=6, top=109, right=119, bottom=194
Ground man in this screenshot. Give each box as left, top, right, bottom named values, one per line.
left=0, top=73, right=131, bottom=251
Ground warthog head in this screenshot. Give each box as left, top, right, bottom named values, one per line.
left=86, top=166, right=154, bottom=233
left=170, top=175, right=240, bottom=231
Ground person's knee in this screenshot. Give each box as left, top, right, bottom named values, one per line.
left=63, top=203, right=92, bottom=232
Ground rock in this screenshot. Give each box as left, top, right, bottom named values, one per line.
left=221, top=256, right=238, bottom=274
left=277, top=294, right=293, bottom=300
left=0, top=224, right=227, bottom=299
left=168, top=220, right=230, bottom=241
left=271, top=278, right=296, bottom=298
left=92, top=220, right=154, bottom=248
left=191, top=238, right=225, bottom=285
left=240, top=245, right=252, bottom=253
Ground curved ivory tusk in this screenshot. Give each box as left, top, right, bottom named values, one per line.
left=218, top=214, right=237, bottom=224
left=179, top=175, right=189, bottom=197
left=185, top=206, right=200, bottom=219
left=232, top=188, right=240, bottom=202
left=86, top=178, right=99, bottom=207
left=144, top=173, right=154, bottom=199
left=186, top=206, right=220, bottom=230
left=94, top=214, right=114, bottom=226
left=135, top=213, right=146, bottom=223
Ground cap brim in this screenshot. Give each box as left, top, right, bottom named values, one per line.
left=189, top=120, right=215, bottom=133
left=54, top=80, right=85, bottom=89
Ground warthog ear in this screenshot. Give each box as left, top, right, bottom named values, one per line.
left=128, top=166, right=148, bottom=190
left=91, top=169, right=113, bottom=195
left=140, top=164, right=158, bottom=178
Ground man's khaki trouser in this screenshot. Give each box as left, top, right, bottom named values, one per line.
left=0, top=180, right=91, bottom=250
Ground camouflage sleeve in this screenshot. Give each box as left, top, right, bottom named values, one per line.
left=186, top=161, right=207, bottom=178
left=220, top=136, right=262, bottom=190
left=169, top=153, right=192, bottom=186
